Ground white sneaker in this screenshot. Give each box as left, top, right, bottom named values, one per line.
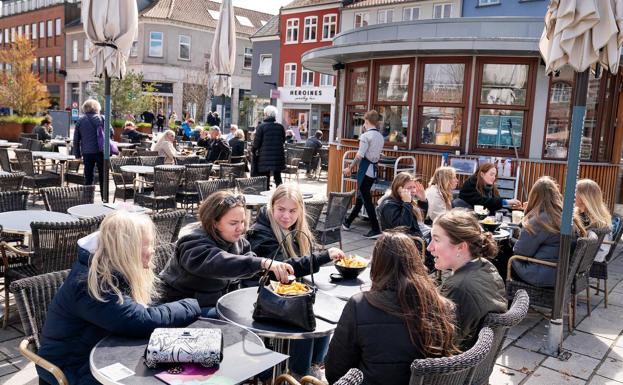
left=309, top=364, right=327, bottom=383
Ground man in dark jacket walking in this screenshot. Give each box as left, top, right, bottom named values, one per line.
left=73, top=99, right=107, bottom=198
left=252, top=105, right=285, bottom=186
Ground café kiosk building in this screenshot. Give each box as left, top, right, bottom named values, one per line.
left=301, top=14, right=623, bottom=210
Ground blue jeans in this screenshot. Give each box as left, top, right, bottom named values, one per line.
left=289, top=336, right=330, bottom=376
left=200, top=307, right=218, bottom=318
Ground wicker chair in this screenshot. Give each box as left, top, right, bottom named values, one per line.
left=219, top=163, right=246, bottom=187
left=0, top=148, right=16, bottom=172
left=235, top=176, right=268, bottom=194
left=139, top=155, right=166, bottom=167
left=135, top=165, right=185, bottom=211
left=120, top=148, right=137, bottom=157
left=314, top=191, right=355, bottom=249
left=276, top=368, right=364, bottom=385
left=299, top=146, right=319, bottom=175
left=590, top=214, right=623, bottom=308
left=30, top=140, right=43, bottom=151
left=0, top=190, right=29, bottom=212
left=304, top=199, right=326, bottom=232
left=14, top=149, right=61, bottom=194
left=283, top=147, right=304, bottom=181
left=176, top=164, right=213, bottom=210
left=110, top=156, right=141, bottom=202
left=9, top=270, right=70, bottom=385
left=150, top=210, right=186, bottom=245
left=472, top=290, right=530, bottom=385
left=0, top=172, right=25, bottom=191
left=137, top=149, right=159, bottom=157
left=319, top=148, right=329, bottom=179
left=506, top=233, right=601, bottom=331
left=152, top=242, right=175, bottom=275
left=1, top=217, right=102, bottom=327
left=41, top=185, right=95, bottom=213
left=408, top=327, right=494, bottom=385
left=63, top=159, right=86, bottom=185
left=175, top=155, right=201, bottom=166
left=197, top=179, right=230, bottom=201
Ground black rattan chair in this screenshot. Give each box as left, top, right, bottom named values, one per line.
left=277, top=368, right=364, bottom=385
left=14, top=149, right=61, bottom=195
left=175, top=155, right=201, bottom=166
left=152, top=242, right=175, bottom=275
left=64, top=159, right=86, bottom=185
left=0, top=148, right=16, bottom=172
left=283, top=147, right=303, bottom=181
left=197, top=179, right=230, bottom=201
left=137, top=149, right=159, bottom=157
left=41, top=185, right=95, bottom=213
left=472, top=290, right=530, bottom=385
left=506, top=233, right=600, bottom=331
left=176, top=164, right=213, bottom=210
left=235, top=176, right=268, bottom=194
left=135, top=165, right=184, bottom=211
left=590, top=214, right=623, bottom=308
left=0, top=172, right=25, bottom=191
left=314, top=191, right=355, bottom=249
left=219, top=163, right=246, bottom=187
left=110, top=156, right=141, bottom=202
left=304, top=199, right=326, bottom=232
left=409, top=327, right=495, bottom=385
left=139, top=155, right=166, bottom=167
left=150, top=209, right=186, bottom=245
left=10, top=270, right=70, bottom=385
left=319, top=147, right=329, bottom=180
left=0, top=190, right=29, bottom=212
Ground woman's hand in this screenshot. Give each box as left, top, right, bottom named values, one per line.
left=398, top=187, right=412, bottom=203
left=414, top=181, right=426, bottom=201
left=328, top=247, right=346, bottom=261
left=507, top=199, right=522, bottom=208
left=263, top=259, right=294, bottom=283
left=342, top=167, right=352, bottom=177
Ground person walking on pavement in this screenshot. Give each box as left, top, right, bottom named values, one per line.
left=252, top=105, right=285, bottom=187
left=341, top=110, right=384, bottom=239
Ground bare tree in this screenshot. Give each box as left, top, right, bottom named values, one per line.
left=183, top=68, right=211, bottom=122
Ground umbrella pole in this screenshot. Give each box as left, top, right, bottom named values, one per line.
left=544, top=69, right=588, bottom=356
left=103, top=72, right=111, bottom=203
left=221, top=94, right=225, bottom=131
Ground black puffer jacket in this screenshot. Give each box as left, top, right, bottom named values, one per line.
left=229, top=137, right=246, bottom=157
left=247, top=207, right=331, bottom=278
left=325, top=291, right=426, bottom=385
left=159, top=225, right=264, bottom=307
left=206, top=138, right=231, bottom=162
left=458, top=175, right=504, bottom=213
left=378, top=196, right=428, bottom=238
left=252, top=117, right=285, bottom=172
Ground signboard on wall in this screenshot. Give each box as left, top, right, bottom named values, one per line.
left=278, top=87, right=335, bottom=104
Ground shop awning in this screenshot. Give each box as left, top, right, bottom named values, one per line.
left=302, top=17, right=546, bottom=74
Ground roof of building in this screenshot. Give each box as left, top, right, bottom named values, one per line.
left=251, top=14, right=279, bottom=38
left=345, top=0, right=421, bottom=8
left=140, top=0, right=274, bottom=36
left=282, top=0, right=342, bottom=11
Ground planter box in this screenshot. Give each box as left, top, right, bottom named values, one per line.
left=0, top=122, right=25, bottom=141
left=22, top=123, right=36, bottom=133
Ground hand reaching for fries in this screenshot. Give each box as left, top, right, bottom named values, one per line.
left=274, top=281, right=310, bottom=295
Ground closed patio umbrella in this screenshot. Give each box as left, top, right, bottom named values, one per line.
left=539, top=0, right=623, bottom=356
left=209, top=0, right=236, bottom=130
left=82, top=0, right=138, bottom=202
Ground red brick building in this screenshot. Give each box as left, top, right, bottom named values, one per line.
left=277, top=0, right=341, bottom=140
left=0, top=1, right=80, bottom=110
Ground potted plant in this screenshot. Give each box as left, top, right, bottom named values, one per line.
left=111, top=119, right=125, bottom=142
left=21, top=116, right=43, bottom=134
left=0, top=115, right=23, bottom=141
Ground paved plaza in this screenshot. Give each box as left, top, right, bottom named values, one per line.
left=1, top=178, right=623, bottom=384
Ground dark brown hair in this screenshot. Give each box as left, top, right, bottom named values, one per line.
left=434, top=209, right=498, bottom=259
left=389, top=172, right=423, bottom=221
left=364, top=110, right=379, bottom=126
left=473, top=163, right=499, bottom=198
left=366, top=232, right=459, bottom=356
left=197, top=190, right=247, bottom=244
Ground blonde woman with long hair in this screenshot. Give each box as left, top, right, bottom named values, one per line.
left=426, top=166, right=458, bottom=222
left=512, top=176, right=586, bottom=287
left=37, top=211, right=200, bottom=385
left=152, top=129, right=179, bottom=164
left=576, top=179, right=612, bottom=262
left=247, top=183, right=345, bottom=377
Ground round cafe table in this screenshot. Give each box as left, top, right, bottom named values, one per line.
left=303, top=265, right=371, bottom=301
left=492, top=228, right=511, bottom=241
left=260, top=191, right=314, bottom=200
left=0, top=210, right=74, bottom=235
left=67, top=203, right=151, bottom=219
left=242, top=194, right=269, bottom=207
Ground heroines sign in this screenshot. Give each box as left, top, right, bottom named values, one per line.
left=278, top=87, right=335, bottom=104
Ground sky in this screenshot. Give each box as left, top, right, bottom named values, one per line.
left=228, top=0, right=292, bottom=15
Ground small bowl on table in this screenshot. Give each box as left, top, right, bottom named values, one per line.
left=334, top=257, right=368, bottom=280
left=480, top=219, right=501, bottom=233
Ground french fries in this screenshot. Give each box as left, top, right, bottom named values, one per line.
left=273, top=281, right=310, bottom=295
left=336, top=256, right=368, bottom=268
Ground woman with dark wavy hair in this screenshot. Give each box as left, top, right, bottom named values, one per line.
left=325, top=232, right=458, bottom=385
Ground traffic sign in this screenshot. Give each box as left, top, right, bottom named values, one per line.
left=71, top=101, right=78, bottom=109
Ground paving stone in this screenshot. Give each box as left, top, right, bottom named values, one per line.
left=589, top=375, right=623, bottom=384
left=542, top=352, right=601, bottom=380
left=576, top=306, right=623, bottom=340
left=597, top=356, right=623, bottom=382
left=0, top=338, right=23, bottom=359
left=0, top=360, right=18, bottom=377
left=8, top=355, right=29, bottom=370
left=495, top=346, right=546, bottom=371
left=1, top=362, right=38, bottom=385
left=608, top=346, right=623, bottom=361
left=562, top=330, right=613, bottom=359
left=487, top=364, right=527, bottom=385
left=0, top=327, right=23, bottom=343
left=513, top=320, right=549, bottom=350
left=523, top=366, right=587, bottom=385
left=506, top=312, right=545, bottom=340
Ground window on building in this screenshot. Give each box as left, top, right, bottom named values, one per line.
left=236, top=15, right=254, bottom=28
left=10, top=27, right=15, bottom=42
left=55, top=55, right=61, bottom=73
left=303, top=16, right=317, bottom=42
left=72, top=39, right=78, bottom=62
left=374, top=61, right=413, bottom=145
left=322, top=14, right=337, bottom=40
left=4, top=29, right=9, bottom=44
left=479, top=0, right=500, bottom=5
left=471, top=58, right=536, bottom=156
left=208, top=10, right=220, bottom=20
left=47, top=56, right=53, bottom=73
left=39, top=21, right=44, bottom=39
left=39, top=57, right=45, bottom=74
left=258, top=54, right=272, bottom=75
left=403, top=7, right=420, bottom=21
left=5, top=63, right=11, bottom=72
left=354, top=12, right=369, bottom=28
left=17, top=25, right=22, bottom=38
left=433, top=3, right=452, bottom=19
left=286, top=19, right=299, bottom=43
left=32, top=23, right=36, bottom=39
left=55, top=18, right=61, bottom=36
left=377, top=9, right=393, bottom=24
left=284, top=63, right=297, bottom=86
left=417, top=59, right=470, bottom=149
left=301, top=69, right=314, bottom=86
left=25, top=24, right=29, bottom=39
left=130, top=40, right=138, bottom=57
left=84, top=39, right=91, bottom=61
left=149, top=31, right=163, bottom=57
left=178, top=35, right=190, bottom=60
left=243, top=47, right=252, bottom=69
left=32, top=58, right=37, bottom=73
left=47, top=20, right=53, bottom=38
left=320, top=73, right=334, bottom=87
left=345, top=64, right=370, bottom=139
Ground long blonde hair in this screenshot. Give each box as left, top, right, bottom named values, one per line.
left=429, top=166, right=456, bottom=210
left=153, top=129, right=175, bottom=150
left=576, top=179, right=611, bottom=230
left=267, top=184, right=313, bottom=257
left=87, top=211, right=156, bottom=306
left=523, top=176, right=586, bottom=237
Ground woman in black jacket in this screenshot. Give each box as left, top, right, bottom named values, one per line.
left=252, top=105, right=286, bottom=186
left=229, top=128, right=246, bottom=157
left=159, top=191, right=293, bottom=317
left=38, top=211, right=201, bottom=385
left=325, top=232, right=459, bottom=385
left=378, top=172, right=429, bottom=238
left=247, top=184, right=345, bottom=378
left=458, top=163, right=521, bottom=213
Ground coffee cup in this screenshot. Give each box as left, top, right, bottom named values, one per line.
left=512, top=210, right=524, bottom=224
left=474, top=205, right=485, bottom=214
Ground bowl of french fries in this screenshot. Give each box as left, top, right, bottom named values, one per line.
left=270, top=281, right=312, bottom=296
left=335, top=255, right=369, bottom=279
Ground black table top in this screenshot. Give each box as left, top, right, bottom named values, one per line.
left=303, top=265, right=371, bottom=301
left=90, top=318, right=285, bottom=385
left=216, top=287, right=346, bottom=340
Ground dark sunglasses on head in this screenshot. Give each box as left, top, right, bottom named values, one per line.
left=222, top=194, right=246, bottom=206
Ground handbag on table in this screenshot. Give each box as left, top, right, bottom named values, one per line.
left=252, top=230, right=317, bottom=331
left=144, top=328, right=223, bottom=368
